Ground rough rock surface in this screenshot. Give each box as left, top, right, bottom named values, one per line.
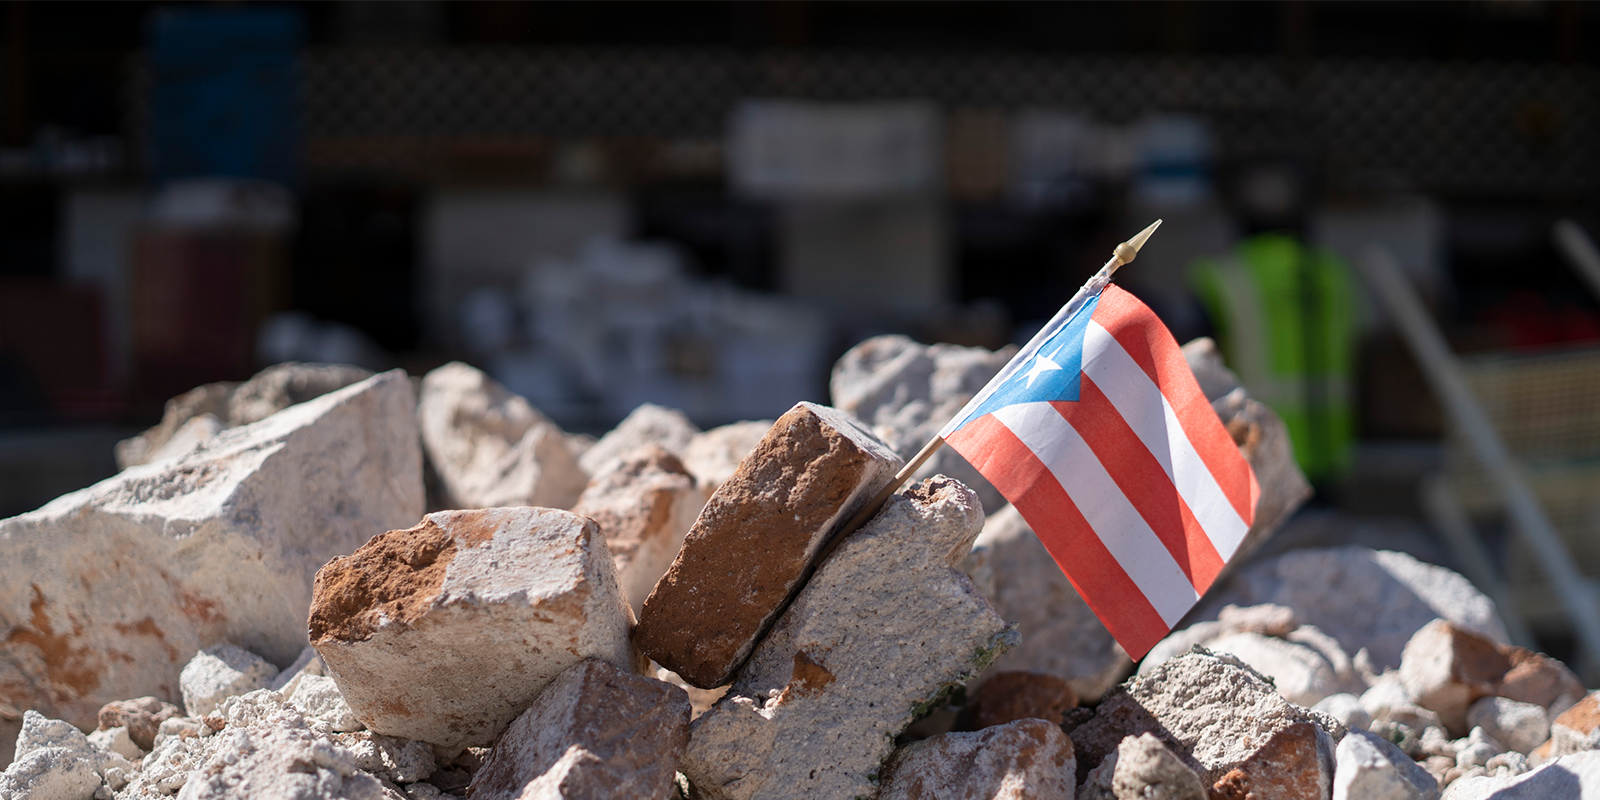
left=1399, top=620, right=1580, bottom=739
left=288, top=675, right=363, bottom=733
left=1181, top=338, right=1312, bottom=561
left=1333, top=729, right=1440, bottom=800
left=578, top=403, right=700, bottom=478
left=467, top=659, right=689, bottom=800
left=681, top=421, right=773, bottom=493
left=0, top=745, right=102, bottom=799
left=1546, top=692, right=1600, bottom=759
left=179, top=643, right=280, bottom=718
left=0, top=370, right=423, bottom=732
left=962, top=505, right=1130, bottom=702
left=1081, top=732, right=1208, bottom=800
left=1141, top=604, right=1364, bottom=708
left=1070, top=648, right=1335, bottom=799
left=830, top=334, right=1013, bottom=512
left=1441, top=750, right=1600, bottom=798
left=309, top=507, right=635, bottom=750
left=15, top=708, right=132, bottom=781
left=145, top=690, right=387, bottom=800
left=417, top=362, right=591, bottom=511
left=570, top=445, right=709, bottom=615
left=332, top=731, right=435, bottom=784
left=958, top=672, right=1076, bottom=731
left=1466, top=697, right=1550, bottom=755
left=1191, top=546, right=1509, bottom=671
left=115, top=363, right=374, bottom=469
left=878, top=718, right=1075, bottom=800
left=635, top=401, right=902, bottom=689
left=680, top=477, right=1016, bottom=800
left=1204, top=631, right=1340, bottom=707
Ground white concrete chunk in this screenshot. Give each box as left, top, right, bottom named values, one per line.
left=680, top=476, right=1017, bottom=800
left=180, top=643, right=280, bottom=718
left=0, top=371, right=424, bottom=731
left=1333, top=730, right=1440, bottom=800
left=309, top=507, right=636, bottom=751
left=418, top=362, right=590, bottom=510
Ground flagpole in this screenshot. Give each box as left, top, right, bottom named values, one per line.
left=816, top=220, right=1164, bottom=562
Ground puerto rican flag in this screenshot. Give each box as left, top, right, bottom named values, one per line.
left=942, top=283, right=1258, bottom=660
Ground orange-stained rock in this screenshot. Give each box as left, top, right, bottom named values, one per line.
left=958, top=671, right=1077, bottom=731
left=1070, top=649, right=1334, bottom=799
left=97, top=696, right=181, bottom=752
left=1400, top=619, right=1585, bottom=737
left=634, top=402, right=901, bottom=689
left=878, top=718, right=1075, bottom=800
left=310, top=508, right=635, bottom=751
left=571, top=445, right=710, bottom=616
left=467, top=659, right=690, bottom=800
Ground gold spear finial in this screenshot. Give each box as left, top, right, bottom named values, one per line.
left=1110, top=219, right=1163, bottom=273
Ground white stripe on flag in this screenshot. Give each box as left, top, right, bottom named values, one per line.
left=992, top=401, right=1200, bottom=626
left=1082, top=321, right=1251, bottom=560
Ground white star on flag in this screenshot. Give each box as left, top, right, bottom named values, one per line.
left=1022, top=353, right=1062, bottom=387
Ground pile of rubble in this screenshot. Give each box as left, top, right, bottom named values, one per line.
left=2, top=336, right=1598, bottom=799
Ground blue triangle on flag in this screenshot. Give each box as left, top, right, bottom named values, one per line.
left=966, top=293, right=1102, bottom=423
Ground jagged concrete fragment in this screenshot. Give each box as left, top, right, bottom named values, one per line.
left=570, top=445, right=709, bottom=615
left=0, top=746, right=101, bottom=800
left=1467, top=697, right=1550, bottom=755
left=1441, top=750, right=1600, bottom=799
left=830, top=334, right=1013, bottom=512
left=1182, top=338, right=1311, bottom=559
left=289, top=675, right=363, bottom=733
left=962, top=505, right=1130, bottom=702
left=635, top=401, right=902, bottom=689
left=88, top=725, right=141, bottom=761
left=179, top=643, right=280, bottom=718
left=682, top=421, right=773, bottom=493
left=172, top=694, right=387, bottom=800
left=1334, top=729, right=1440, bottom=800
left=579, top=403, right=701, bottom=478
left=0, top=371, right=423, bottom=731
left=1101, top=732, right=1208, bottom=800
left=467, top=659, right=690, bottom=800
left=1398, top=620, right=1581, bottom=738
left=1546, top=692, right=1600, bottom=759
left=680, top=477, right=1017, bottom=800
left=14, top=709, right=132, bottom=784
left=309, top=508, right=635, bottom=750
left=1193, top=546, right=1509, bottom=672
left=958, top=672, right=1076, bottom=731
left=115, top=362, right=374, bottom=469
left=879, top=718, right=1075, bottom=800
left=1205, top=631, right=1340, bottom=707
left=1141, top=604, right=1364, bottom=707
left=417, top=362, right=591, bottom=510
left=333, top=731, right=436, bottom=784
left=1071, top=648, right=1335, bottom=799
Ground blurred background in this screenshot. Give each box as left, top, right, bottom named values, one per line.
left=4, top=1, right=1600, bottom=655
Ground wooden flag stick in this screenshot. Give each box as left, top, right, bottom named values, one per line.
left=812, top=219, right=1164, bottom=563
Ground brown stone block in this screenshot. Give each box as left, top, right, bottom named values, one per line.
left=634, top=402, right=901, bottom=689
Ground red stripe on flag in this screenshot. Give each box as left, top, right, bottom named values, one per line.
left=1092, top=285, right=1259, bottom=524
left=1054, top=381, right=1225, bottom=592
left=947, top=413, right=1170, bottom=659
